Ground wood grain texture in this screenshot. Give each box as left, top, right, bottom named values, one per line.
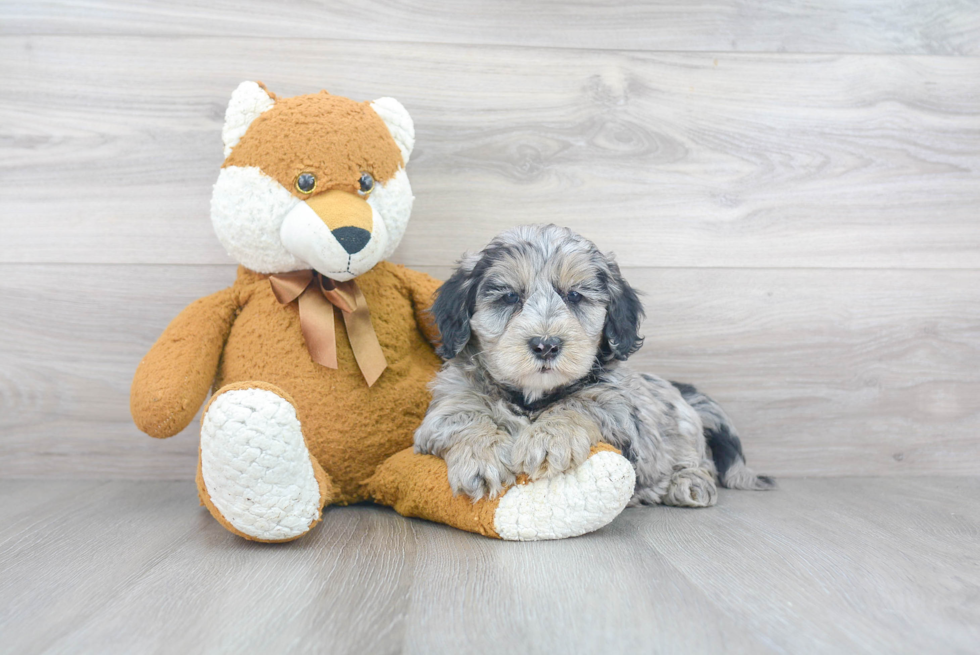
left=617, top=476, right=980, bottom=654
left=2, top=37, right=979, bottom=268
left=1, top=478, right=977, bottom=654
left=2, top=1, right=979, bottom=55
left=0, top=265, right=236, bottom=480
left=1, top=6, right=978, bottom=492
left=2, top=263, right=978, bottom=479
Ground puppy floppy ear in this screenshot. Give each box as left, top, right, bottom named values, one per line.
left=430, top=255, right=478, bottom=359
left=601, top=256, right=645, bottom=361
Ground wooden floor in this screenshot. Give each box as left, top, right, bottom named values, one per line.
left=1, top=478, right=977, bottom=654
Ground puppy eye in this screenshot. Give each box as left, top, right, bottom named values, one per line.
left=358, top=172, right=375, bottom=196
left=566, top=290, right=583, bottom=304
left=296, top=173, right=316, bottom=194
left=502, top=291, right=520, bottom=305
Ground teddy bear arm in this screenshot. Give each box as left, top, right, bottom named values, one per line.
left=396, top=265, right=443, bottom=345
left=130, top=287, right=240, bottom=439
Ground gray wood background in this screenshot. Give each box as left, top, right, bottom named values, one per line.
left=1, top=1, right=979, bottom=479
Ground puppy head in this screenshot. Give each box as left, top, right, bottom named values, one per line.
left=432, top=225, right=644, bottom=396
left=211, top=82, right=415, bottom=281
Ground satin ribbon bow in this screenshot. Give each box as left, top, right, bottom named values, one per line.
left=269, top=270, right=388, bottom=387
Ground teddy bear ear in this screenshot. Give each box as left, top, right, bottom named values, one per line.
left=370, top=97, right=415, bottom=165
left=222, top=81, right=276, bottom=158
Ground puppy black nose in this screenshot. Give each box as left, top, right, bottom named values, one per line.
left=332, top=226, right=371, bottom=254
left=529, top=336, right=563, bottom=360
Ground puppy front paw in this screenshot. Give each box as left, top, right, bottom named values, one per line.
left=444, top=432, right=514, bottom=501
left=511, top=412, right=599, bottom=480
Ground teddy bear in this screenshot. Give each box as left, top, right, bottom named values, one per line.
left=130, top=81, right=636, bottom=542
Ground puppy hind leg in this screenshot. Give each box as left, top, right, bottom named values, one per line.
left=671, top=381, right=775, bottom=490
left=663, top=467, right=718, bottom=508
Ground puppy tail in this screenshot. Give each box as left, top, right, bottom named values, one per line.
left=671, top=381, right=776, bottom=491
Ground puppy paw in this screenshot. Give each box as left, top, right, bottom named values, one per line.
left=444, top=431, right=514, bottom=501
left=511, top=412, right=599, bottom=480
left=664, top=467, right=718, bottom=508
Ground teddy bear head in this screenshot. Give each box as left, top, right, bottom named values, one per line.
left=211, top=82, right=415, bottom=281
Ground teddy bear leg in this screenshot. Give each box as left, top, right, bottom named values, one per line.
left=366, top=443, right=635, bottom=540
left=196, top=382, right=333, bottom=543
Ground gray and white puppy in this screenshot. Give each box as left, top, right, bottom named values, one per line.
left=414, top=224, right=774, bottom=506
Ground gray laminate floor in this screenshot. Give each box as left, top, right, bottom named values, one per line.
left=1, top=477, right=978, bottom=654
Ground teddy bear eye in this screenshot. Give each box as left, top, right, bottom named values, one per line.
left=358, top=172, right=375, bottom=196
left=296, top=173, right=316, bottom=194
left=566, top=290, right=583, bottom=304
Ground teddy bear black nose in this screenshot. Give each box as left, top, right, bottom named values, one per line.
left=332, top=227, right=371, bottom=254
left=529, top=336, right=563, bottom=360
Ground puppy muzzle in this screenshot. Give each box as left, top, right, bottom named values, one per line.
left=529, top=336, right=563, bottom=361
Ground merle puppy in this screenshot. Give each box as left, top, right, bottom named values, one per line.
left=414, top=224, right=774, bottom=506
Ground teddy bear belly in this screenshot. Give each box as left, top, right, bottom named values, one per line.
left=214, top=294, right=442, bottom=505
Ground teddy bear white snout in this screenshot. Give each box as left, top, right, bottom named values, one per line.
left=279, top=190, right=391, bottom=281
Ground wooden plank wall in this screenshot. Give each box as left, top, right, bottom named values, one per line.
left=1, top=2, right=979, bottom=479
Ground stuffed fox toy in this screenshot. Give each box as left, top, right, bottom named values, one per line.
left=130, top=82, right=635, bottom=542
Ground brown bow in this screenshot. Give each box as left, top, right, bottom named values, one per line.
left=269, top=270, right=388, bottom=387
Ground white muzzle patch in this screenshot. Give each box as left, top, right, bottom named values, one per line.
left=280, top=202, right=389, bottom=282
left=211, top=165, right=413, bottom=279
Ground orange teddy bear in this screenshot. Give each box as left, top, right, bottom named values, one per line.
left=130, top=82, right=635, bottom=542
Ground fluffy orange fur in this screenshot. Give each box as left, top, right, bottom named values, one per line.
left=223, top=91, right=404, bottom=199
left=132, top=262, right=444, bottom=503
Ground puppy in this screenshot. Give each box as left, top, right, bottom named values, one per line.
left=414, top=224, right=774, bottom=506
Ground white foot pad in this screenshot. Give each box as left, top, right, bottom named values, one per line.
left=201, top=388, right=322, bottom=541
left=493, top=451, right=636, bottom=541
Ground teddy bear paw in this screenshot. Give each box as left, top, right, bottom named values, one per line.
left=200, top=387, right=324, bottom=542
left=492, top=449, right=635, bottom=541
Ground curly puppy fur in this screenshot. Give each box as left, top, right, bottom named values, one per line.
left=414, top=224, right=774, bottom=506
